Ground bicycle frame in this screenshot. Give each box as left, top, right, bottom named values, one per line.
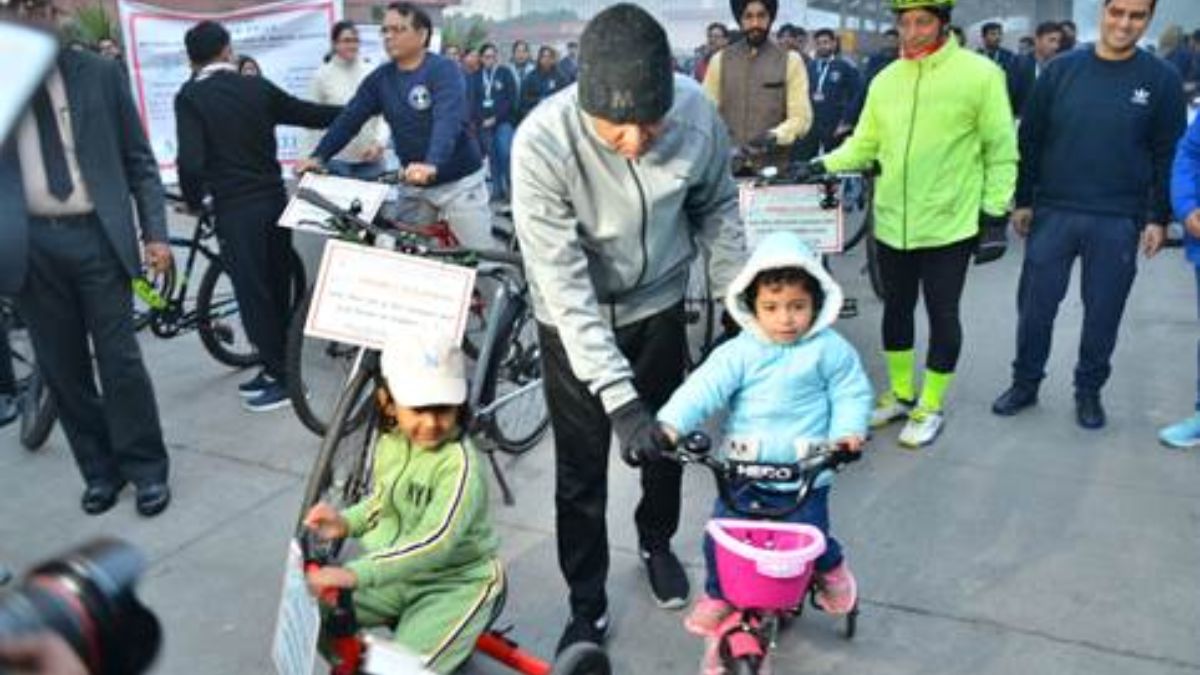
left=145, top=198, right=224, bottom=338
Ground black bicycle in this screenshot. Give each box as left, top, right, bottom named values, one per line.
left=133, top=194, right=305, bottom=367
left=1, top=299, right=57, bottom=451
left=291, top=187, right=547, bottom=509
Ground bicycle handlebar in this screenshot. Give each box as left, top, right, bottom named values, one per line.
left=667, top=431, right=861, bottom=519
left=295, top=187, right=524, bottom=268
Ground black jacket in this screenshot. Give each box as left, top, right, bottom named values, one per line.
left=175, top=69, right=340, bottom=210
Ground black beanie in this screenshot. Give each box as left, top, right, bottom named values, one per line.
left=577, top=3, right=674, bottom=124
left=185, top=21, right=230, bottom=65
left=730, top=0, right=778, bottom=22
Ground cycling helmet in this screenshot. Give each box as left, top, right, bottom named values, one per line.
left=891, top=0, right=955, bottom=11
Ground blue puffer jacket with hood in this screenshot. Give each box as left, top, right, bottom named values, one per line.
left=658, top=232, right=873, bottom=489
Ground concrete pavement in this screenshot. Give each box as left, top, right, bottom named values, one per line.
left=2, top=227, right=1199, bottom=675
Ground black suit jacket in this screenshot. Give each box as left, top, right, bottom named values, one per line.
left=0, top=48, right=167, bottom=296
left=1008, top=53, right=1040, bottom=117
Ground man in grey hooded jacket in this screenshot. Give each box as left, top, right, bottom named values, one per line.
left=511, top=3, right=745, bottom=654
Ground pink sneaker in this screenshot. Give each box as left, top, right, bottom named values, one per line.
left=684, top=594, right=733, bottom=637
left=813, top=561, right=857, bottom=615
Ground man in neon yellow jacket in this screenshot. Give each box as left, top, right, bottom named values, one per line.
left=816, top=0, right=1017, bottom=447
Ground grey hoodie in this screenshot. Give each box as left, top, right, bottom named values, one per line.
left=512, top=75, right=746, bottom=412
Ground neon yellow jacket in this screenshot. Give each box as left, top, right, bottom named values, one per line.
left=343, top=432, right=499, bottom=588
left=821, top=39, right=1017, bottom=250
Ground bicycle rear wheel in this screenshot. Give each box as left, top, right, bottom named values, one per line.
left=865, top=229, right=886, bottom=302
left=4, top=305, right=57, bottom=451
left=472, top=275, right=548, bottom=455
left=297, top=355, right=379, bottom=536
left=480, top=296, right=548, bottom=454
left=196, top=249, right=305, bottom=369
left=841, top=177, right=873, bottom=252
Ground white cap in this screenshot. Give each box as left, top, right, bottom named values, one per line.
left=380, top=332, right=467, bottom=408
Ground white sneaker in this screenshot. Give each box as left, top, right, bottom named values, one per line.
left=871, top=392, right=914, bottom=428
left=898, top=407, right=944, bottom=448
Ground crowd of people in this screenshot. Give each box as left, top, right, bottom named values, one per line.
left=4, top=0, right=1200, bottom=673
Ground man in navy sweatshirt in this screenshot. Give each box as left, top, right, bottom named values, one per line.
left=298, top=2, right=491, bottom=250
left=992, top=0, right=1185, bottom=429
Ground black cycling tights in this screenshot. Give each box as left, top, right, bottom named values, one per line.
left=876, top=237, right=974, bottom=374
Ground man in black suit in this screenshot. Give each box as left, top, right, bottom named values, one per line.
left=0, top=0, right=172, bottom=516
left=1008, top=21, right=1062, bottom=117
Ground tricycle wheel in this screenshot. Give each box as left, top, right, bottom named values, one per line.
left=550, top=642, right=611, bottom=675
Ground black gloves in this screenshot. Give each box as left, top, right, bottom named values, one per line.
left=975, top=212, right=1010, bottom=265
left=788, top=160, right=828, bottom=183
left=610, top=398, right=670, bottom=467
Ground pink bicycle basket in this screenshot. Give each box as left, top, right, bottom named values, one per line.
left=708, top=518, right=826, bottom=611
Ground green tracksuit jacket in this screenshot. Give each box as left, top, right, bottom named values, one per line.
left=339, top=432, right=502, bottom=673
left=822, top=38, right=1018, bottom=251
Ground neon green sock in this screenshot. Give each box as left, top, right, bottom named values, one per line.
left=918, top=369, right=955, bottom=412
left=883, top=350, right=916, bottom=401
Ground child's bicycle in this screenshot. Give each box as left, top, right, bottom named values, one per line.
left=299, top=531, right=611, bottom=675
left=667, top=432, right=862, bottom=675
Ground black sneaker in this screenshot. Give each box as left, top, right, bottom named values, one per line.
left=1075, top=393, right=1106, bottom=430
left=237, top=370, right=274, bottom=399
left=555, top=612, right=610, bottom=656
left=641, top=548, right=690, bottom=610
left=243, top=381, right=291, bottom=412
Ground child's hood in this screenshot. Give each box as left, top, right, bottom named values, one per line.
left=724, top=231, right=845, bottom=344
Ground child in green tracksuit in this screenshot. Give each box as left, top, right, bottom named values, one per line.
left=304, top=334, right=503, bottom=674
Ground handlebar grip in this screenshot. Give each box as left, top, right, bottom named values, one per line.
left=473, top=248, right=523, bottom=267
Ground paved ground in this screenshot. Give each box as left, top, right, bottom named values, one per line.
left=2, top=218, right=1199, bottom=675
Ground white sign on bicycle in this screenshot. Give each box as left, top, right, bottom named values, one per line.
left=305, top=239, right=476, bottom=349
left=740, top=184, right=844, bottom=253
left=279, top=173, right=392, bottom=234
left=271, top=539, right=320, bottom=675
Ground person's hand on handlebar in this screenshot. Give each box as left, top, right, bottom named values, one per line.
left=306, top=566, right=358, bottom=598
left=295, top=157, right=325, bottom=176
left=304, top=502, right=349, bottom=541
left=835, top=435, right=866, bottom=454
left=788, top=159, right=828, bottom=183
left=609, top=399, right=671, bottom=467
left=404, top=162, right=438, bottom=186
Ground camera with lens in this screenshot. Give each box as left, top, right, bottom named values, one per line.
left=0, top=539, right=161, bottom=675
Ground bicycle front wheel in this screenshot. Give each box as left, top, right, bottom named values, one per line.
left=297, top=355, right=379, bottom=535
left=285, top=290, right=374, bottom=437
left=5, top=308, right=57, bottom=451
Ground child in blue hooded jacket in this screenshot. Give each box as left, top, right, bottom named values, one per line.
left=657, top=231, right=873, bottom=637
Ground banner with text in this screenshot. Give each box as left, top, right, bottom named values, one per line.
left=118, top=0, right=341, bottom=184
